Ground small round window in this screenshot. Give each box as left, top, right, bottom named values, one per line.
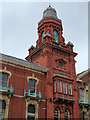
left=59, top=62, right=63, bottom=68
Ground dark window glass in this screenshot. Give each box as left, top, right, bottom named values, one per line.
left=59, top=62, right=63, bottom=68
left=54, top=81, right=56, bottom=92
left=42, top=31, right=44, bottom=42
left=28, top=104, right=35, bottom=113
left=68, top=83, right=72, bottom=95
left=0, top=72, right=9, bottom=88
left=0, top=100, right=6, bottom=119
left=58, top=80, right=61, bottom=92
left=80, top=89, right=84, bottom=102
left=63, top=82, right=66, bottom=94
left=65, top=109, right=69, bottom=120
left=53, top=30, right=58, bottom=43
left=27, top=104, right=35, bottom=120
left=28, top=79, right=36, bottom=93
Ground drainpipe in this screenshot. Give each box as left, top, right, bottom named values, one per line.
left=45, top=98, right=47, bottom=120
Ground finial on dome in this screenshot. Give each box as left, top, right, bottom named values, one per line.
left=49, top=4, right=51, bottom=7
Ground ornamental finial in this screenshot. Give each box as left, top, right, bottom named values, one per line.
left=49, top=4, right=51, bottom=7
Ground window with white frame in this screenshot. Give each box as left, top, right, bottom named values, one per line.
left=63, top=82, right=67, bottom=94
left=28, top=79, right=36, bottom=93
left=68, top=83, right=72, bottom=95
left=27, top=104, right=35, bottom=120
left=58, top=80, right=61, bottom=92
left=80, top=88, right=84, bottom=102
left=0, top=100, right=6, bottom=119
left=54, top=107, right=60, bottom=120
left=54, top=81, right=56, bottom=93
left=0, top=72, right=9, bottom=88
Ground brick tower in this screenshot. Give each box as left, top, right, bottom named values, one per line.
left=26, top=5, right=80, bottom=119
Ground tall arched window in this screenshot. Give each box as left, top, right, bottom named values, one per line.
left=54, top=107, right=59, bottom=120
left=41, top=31, right=44, bottom=42
left=53, top=30, right=58, bottom=43
left=28, top=79, right=36, bottom=93
left=65, top=109, right=69, bottom=120
left=0, top=100, right=6, bottom=119
left=0, top=72, right=9, bottom=88
left=27, top=104, right=35, bottom=120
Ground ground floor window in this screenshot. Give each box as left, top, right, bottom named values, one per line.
left=27, top=104, right=35, bottom=120
left=65, top=109, right=69, bottom=120
left=0, top=100, right=6, bottom=119
left=54, top=107, right=60, bottom=120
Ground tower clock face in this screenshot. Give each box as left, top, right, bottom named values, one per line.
left=53, top=29, right=58, bottom=43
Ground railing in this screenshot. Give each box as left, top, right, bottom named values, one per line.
left=78, top=99, right=90, bottom=104
left=24, top=89, right=42, bottom=102
left=78, top=99, right=90, bottom=109
left=0, top=86, right=14, bottom=97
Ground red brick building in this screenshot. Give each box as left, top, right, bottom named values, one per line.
left=77, top=69, right=90, bottom=120
left=0, top=6, right=80, bottom=119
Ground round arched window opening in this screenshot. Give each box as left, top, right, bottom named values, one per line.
left=54, top=107, right=60, bottom=120
left=41, top=31, right=44, bottom=42
left=0, top=100, right=6, bottom=119
left=65, top=109, right=69, bottom=120
left=53, top=29, right=58, bottom=43
left=27, top=104, right=35, bottom=120
left=59, top=62, right=63, bottom=68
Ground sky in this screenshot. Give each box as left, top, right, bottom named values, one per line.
left=0, top=1, right=89, bottom=74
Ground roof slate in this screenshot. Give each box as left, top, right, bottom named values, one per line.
left=0, top=53, right=48, bottom=72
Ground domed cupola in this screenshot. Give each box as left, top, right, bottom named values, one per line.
left=39, top=5, right=61, bottom=23
left=37, top=5, right=65, bottom=47
left=43, top=5, right=58, bottom=19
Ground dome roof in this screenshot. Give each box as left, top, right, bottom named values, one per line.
left=39, top=5, right=61, bottom=23
left=43, top=5, right=57, bottom=18
left=43, top=5, right=58, bottom=19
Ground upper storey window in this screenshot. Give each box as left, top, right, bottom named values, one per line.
left=80, top=88, right=84, bottom=102
left=63, top=82, right=67, bottom=94
left=41, top=31, right=44, bottom=42
left=28, top=79, right=36, bottom=93
left=58, top=80, right=61, bottom=92
left=0, top=72, right=9, bottom=88
left=68, top=83, right=72, bottom=95
left=53, top=29, right=58, bottom=43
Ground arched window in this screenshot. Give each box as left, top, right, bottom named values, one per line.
left=41, top=31, right=44, bottom=42
left=28, top=79, right=36, bottom=93
left=53, top=30, right=58, bottom=43
left=0, top=100, right=6, bottom=119
left=54, top=107, right=59, bottom=120
left=59, top=62, right=63, bottom=68
left=27, top=104, right=35, bottom=120
left=0, top=72, right=9, bottom=88
left=65, top=109, right=69, bottom=120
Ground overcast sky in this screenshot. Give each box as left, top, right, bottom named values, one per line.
left=0, top=1, right=88, bottom=74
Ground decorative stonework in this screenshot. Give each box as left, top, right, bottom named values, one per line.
left=27, top=75, right=39, bottom=85
left=0, top=95, right=10, bottom=118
